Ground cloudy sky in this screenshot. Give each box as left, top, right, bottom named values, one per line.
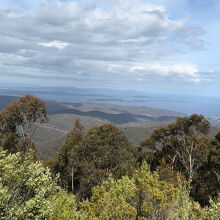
left=0, top=0, right=219, bottom=96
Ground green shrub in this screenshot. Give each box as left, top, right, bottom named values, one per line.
left=0, top=149, right=59, bottom=220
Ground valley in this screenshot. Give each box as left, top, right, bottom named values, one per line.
left=1, top=95, right=219, bottom=158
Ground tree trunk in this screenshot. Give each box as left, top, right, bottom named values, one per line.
left=71, top=168, right=74, bottom=193
left=188, top=154, right=193, bottom=183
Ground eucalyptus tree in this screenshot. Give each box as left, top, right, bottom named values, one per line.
left=141, top=114, right=210, bottom=182
left=0, top=95, right=47, bottom=154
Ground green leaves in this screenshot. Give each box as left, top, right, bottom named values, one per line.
left=81, top=161, right=178, bottom=220
left=141, top=114, right=211, bottom=181
left=0, top=149, right=59, bottom=220
left=1, top=147, right=218, bottom=220
left=0, top=95, right=47, bottom=154
left=1, top=95, right=219, bottom=219
left=81, top=176, right=137, bottom=220
left=49, top=191, right=85, bottom=220
left=53, top=123, right=136, bottom=198
left=0, top=95, right=47, bottom=134
left=207, top=195, right=220, bottom=220
left=19, top=95, right=47, bottom=123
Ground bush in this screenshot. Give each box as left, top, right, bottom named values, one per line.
left=49, top=191, right=85, bottom=220
left=206, top=195, right=220, bottom=220
left=0, top=149, right=59, bottom=220
left=81, top=162, right=178, bottom=220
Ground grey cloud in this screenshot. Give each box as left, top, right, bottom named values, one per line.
left=0, top=0, right=209, bottom=85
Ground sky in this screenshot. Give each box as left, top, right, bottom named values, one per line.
left=0, top=0, right=220, bottom=96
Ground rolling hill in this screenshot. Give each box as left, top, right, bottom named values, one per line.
left=1, top=95, right=219, bottom=159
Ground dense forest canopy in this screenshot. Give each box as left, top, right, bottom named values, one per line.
left=1, top=95, right=220, bottom=219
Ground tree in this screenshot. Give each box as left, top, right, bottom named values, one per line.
left=156, top=159, right=185, bottom=187
left=81, top=161, right=209, bottom=220
left=0, top=95, right=47, bottom=154
left=52, top=129, right=84, bottom=193
left=0, top=148, right=59, bottom=219
left=53, top=124, right=136, bottom=199
left=192, top=131, right=220, bottom=206
left=74, top=118, right=84, bottom=133
left=82, top=124, right=136, bottom=178
left=52, top=119, right=85, bottom=193
left=141, top=114, right=210, bottom=182
left=0, top=132, right=18, bottom=154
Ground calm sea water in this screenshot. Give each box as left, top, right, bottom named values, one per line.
left=40, top=93, right=220, bottom=116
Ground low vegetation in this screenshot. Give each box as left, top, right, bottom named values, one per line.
left=1, top=95, right=220, bottom=219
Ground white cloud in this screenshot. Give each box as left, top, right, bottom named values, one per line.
left=38, top=41, right=69, bottom=49
left=130, top=63, right=213, bottom=83
left=0, top=0, right=210, bottom=86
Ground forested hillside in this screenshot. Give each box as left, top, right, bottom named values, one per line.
left=1, top=95, right=220, bottom=219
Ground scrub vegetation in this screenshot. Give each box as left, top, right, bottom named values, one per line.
left=1, top=95, right=220, bottom=219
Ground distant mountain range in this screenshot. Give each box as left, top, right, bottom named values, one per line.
left=0, top=95, right=184, bottom=125
left=1, top=86, right=220, bottom=116
left=0, top=86, right=194, bottom=114
left=1, top=94, right=219, bottom=159
left=0, top=94, right=185, bottom=158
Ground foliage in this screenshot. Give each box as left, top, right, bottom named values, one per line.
left=140, top=114, right=220, bottom=206
left=0, top=148, right=59, bottom=220
left=157, top=159, right=185, bottom=187
left=0, top=95, right=47, bottom=154
left=133, top=162, right=178, bottom=219
left=74, top=118, right=84, bottom=133
left=169, top=184, right=205, bottom=220
left=141, top=114, right=211, bottom=182
left=0, top=94, right=47, bottom=135
left=206, top=194, right=220, bottom=220
left=53, top=129, right=84, bottom=192
left=0, top=132, right=18, bottom=154
left=82, top=123, right=136, bottom=178
left=192, top=132, right=220, bottom=206
left=1, top=146, right=217, bottom=220
left=1, top=96, right=220, bottom=218
left=53, top=123, right=136, bottom=198
left=49, top=191, right=86, bottom=220
left=82, top=161, right=178, bottom=220
left=81, top=176, right=137, bottom=220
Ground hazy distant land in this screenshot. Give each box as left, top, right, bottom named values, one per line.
left=1, top=93, right=219, bottom=159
